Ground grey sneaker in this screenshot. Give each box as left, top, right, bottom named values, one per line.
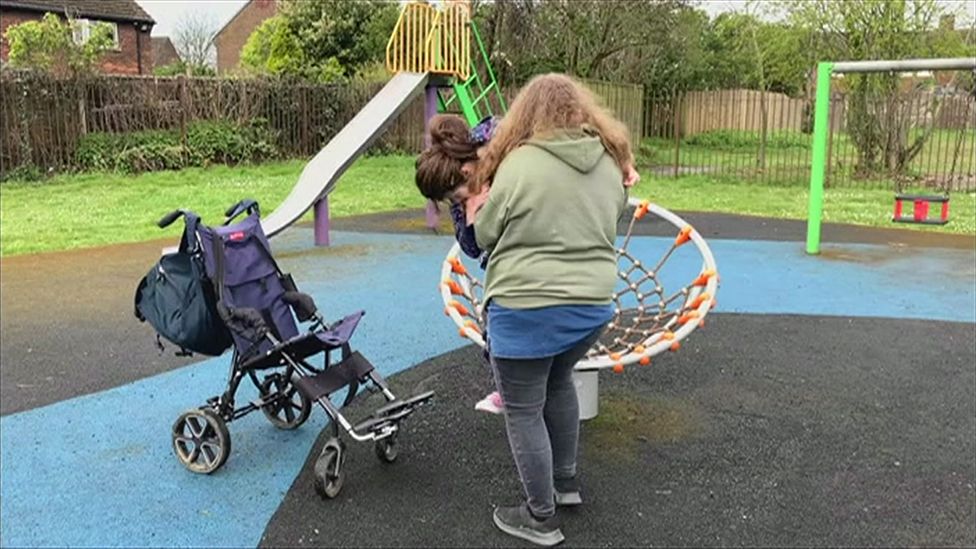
left=554, top=477, right=582, bottom=506
left=492, top=503, right=565, bottom=546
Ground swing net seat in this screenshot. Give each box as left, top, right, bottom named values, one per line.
left=439, top=198, right=720, bottom=372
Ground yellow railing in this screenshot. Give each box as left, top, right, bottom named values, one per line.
left=426, top=2, right=471, bottom=80
left=386, top=1, right=471, bottom=80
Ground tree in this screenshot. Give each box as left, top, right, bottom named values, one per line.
left=4, top=13, right=113, bottom=77
left=781, top=0, right=973, bottom=179
left=735, top=8, right=772, bottom=170
left=702, top=4, right=809, bottom=168
left=173, top=13, right=217, bottom=75
left=154, top=60, right=216, bottom=77
left=240, top=14, right=345, bottom=81
left=241, top=0, right=398, bottom=82
left=473, top=0, right=700, bottom=89
left=683, top=9, right=809, bottom=97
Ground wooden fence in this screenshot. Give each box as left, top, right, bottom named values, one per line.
left=580, top=79, right=644, bottom=145
left=642, top=86, right=975, bottom=190
left=644, top=89, right=811, bottom=139
left=0, top=71, right=645, bottom=177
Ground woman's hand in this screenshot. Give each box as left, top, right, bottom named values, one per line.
left=464, top=184, right=490, bottom=225
left=624, top=164, right=640, bottom=188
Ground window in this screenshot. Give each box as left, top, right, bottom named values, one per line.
left=71, top=19, right=120, bottom=50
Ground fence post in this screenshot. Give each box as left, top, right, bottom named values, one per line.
left=673, top=91, right=682, bottom=177
left=77, top=78, right=88, bottom=136
left=806, top=62, right=834, bottom=255
left=241, top=79, right=248, bottom=124
left=16, top=76, right=33, bottom=169
left=301, top=85, right=310, bottom=155
left=178, top=75, right=188, bottom=150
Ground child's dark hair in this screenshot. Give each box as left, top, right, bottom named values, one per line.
left=415, top=114, right=479, bottom=201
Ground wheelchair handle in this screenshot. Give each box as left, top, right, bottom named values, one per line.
left=224, top=199, right=260, bottom=225
left=157, top=209, right=185, bottom=228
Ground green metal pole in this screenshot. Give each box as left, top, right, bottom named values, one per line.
left=806, top=61, right=833, bottom=255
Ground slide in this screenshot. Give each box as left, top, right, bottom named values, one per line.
left=261, top=71, right=430, bottom=238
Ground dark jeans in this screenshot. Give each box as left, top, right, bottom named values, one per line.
left=490, top=327, right=603, bottom=518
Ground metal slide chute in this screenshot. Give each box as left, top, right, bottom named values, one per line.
left=261, top=71, right=430, bottom=238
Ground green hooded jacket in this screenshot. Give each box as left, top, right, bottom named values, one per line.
left=474, top=128, right=627, bottom=309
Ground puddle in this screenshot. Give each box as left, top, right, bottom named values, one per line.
left=817, top=246, right=909, bottom=265
left=392, top=217, right=454, bottom=233
left=582, top=390, right=701, bottom=463
left=274, top=243, right=374, bottom=260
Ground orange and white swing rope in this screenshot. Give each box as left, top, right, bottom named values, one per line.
left=439, top=198, right=719, bottom=372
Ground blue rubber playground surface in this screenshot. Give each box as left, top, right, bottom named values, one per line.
left=1, top=214, right=974, bottom=547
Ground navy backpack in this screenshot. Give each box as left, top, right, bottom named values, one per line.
left=134, top=209, right=233, bottom=356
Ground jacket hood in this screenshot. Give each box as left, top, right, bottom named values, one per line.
left=525, top=128, right=608, bottom=173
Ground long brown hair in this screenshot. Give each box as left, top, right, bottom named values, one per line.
left=474, top=73, right=633, bottom=191
left=415, top=114, right=479, bottom=201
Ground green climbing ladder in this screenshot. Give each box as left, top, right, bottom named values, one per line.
left=437, top=20, right=507, bottom=127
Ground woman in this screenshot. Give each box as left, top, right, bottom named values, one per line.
left=467, top=73, right=632, bottom=546
left=414, top=112, right=638, bottom=418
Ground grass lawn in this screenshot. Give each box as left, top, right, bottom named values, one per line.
left=0, top=156, right=426, bottom=256
left=2, top=155, right=973, bottom=257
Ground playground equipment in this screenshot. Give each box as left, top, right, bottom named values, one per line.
left=256, top=0, right=505, bottom=244
left=386, top=0, right=508, bottom=229
left=381, top=1, right=720, bottom=419
left=893, top=193, right=950, bottom=225
left=260, top=72, right=430, bottom=242
left=439, top=199, right=720, bottom=420
left=386, top=1, right=506, bottom=129
left=805, top=57, right=976, bottom=254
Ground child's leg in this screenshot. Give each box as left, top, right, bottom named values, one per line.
left=475, top=344, right=504, bottom=413
left=475, top=326, right=505, bottom=414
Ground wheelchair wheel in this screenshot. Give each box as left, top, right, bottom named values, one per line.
left=374, top=433, right=398, bottom=464
left=172, top=408, right=231, bottom=474
left=259, top=373, right=311, bottom=430
left=314, top=439, right=345, bottom=499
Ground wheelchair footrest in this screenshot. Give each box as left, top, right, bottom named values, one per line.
left=352, top=391, right=435, bottom=435
left=373, top=391, right=435, bottom=419
left=294, top=351, right=375, bottom=402
left=353, top=415, right=397, bottom=434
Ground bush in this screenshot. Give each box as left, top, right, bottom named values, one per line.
left=76, top=130, right=178, bottom=171
left=116, top=144, right=190, bottom=173
left=684, top=130, right=810, bottom=150
left=75, top=120, right=279, bottom=174
left=187, top=119, right=278, bottom=165
left=0, top=163, right=44, bottom=183
left=153, top=61, right=216, bottom=77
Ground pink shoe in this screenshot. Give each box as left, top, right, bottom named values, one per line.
left=475, top=391, right=505, bottom=414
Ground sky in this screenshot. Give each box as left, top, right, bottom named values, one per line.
left=138, top=0, right=247, bottom=37
left=137, top=0, right=975, bottom=38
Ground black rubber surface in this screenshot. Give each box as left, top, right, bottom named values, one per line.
left=0, top=239, right=198, bottom=416
left=260, top=313, right=976, bottom=548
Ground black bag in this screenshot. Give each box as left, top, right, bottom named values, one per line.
left=134, top=210, right=232, bottom=356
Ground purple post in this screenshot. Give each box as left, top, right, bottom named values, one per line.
left=314, top=196, right=330, bottom=247
left=424, top=86, right=441, bottom=231
left=424, top=86, right=439, bottom=149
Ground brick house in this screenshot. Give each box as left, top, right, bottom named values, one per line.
left=214, top=0, right=276, bottom=75
left=0, top=0, right=155, bottom=74
left=151, top=36, right=181, bottom=69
